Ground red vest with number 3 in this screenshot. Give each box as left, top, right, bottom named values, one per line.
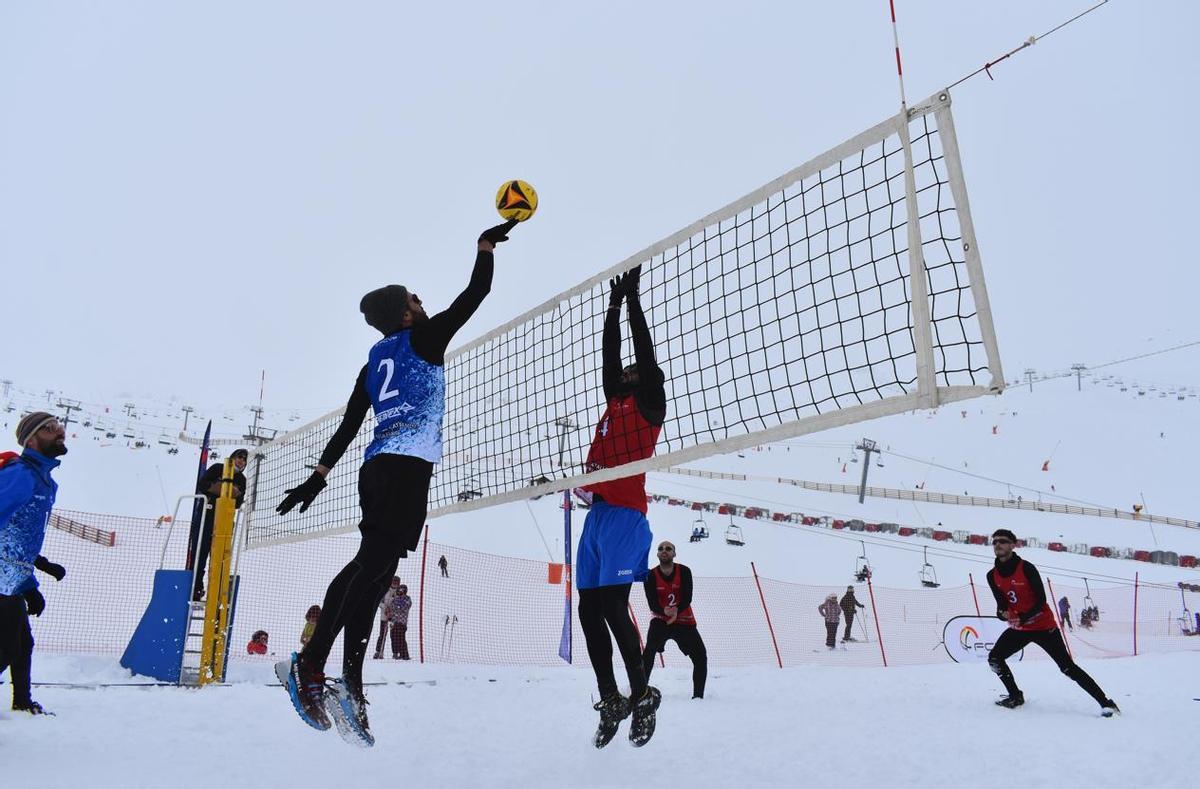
left=583, top=395, right=661, bottom=513
left=650, top=566, right=696, bottom=626
left=992, top=559, right=1056, bottom=631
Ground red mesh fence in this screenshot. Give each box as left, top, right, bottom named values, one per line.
left=27, top=509, right=1200, bottom=672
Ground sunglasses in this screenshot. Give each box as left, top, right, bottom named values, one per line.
left=657, top=546, right=674, bottom=552
left=992, top=539, right=1013, bottom=546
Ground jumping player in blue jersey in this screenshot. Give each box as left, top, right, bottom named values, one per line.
left=274, top=221, right=516, bottom=745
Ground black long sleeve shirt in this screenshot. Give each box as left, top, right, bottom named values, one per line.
left=643, top=564, right=693, bottom=615
left=986, top=553, right=1047, bottom=624
left=317, top=250, right=494, bottom=470
left=602, top=292, right=666, bottom=426
left=197, top=463, right=246, bottom=508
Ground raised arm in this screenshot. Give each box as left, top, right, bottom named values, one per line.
left=410, top=248, right=495, bottom=365
left=601, top=278, right=624, bottom=400
left=624, top=270, right=666, bottom=424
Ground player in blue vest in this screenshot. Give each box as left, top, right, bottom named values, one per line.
left=0, top=412, right=69, bottom=715
left=274, top=221, right=515, bottom=745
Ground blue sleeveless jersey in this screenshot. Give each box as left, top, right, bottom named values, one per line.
left=364, top=331, right=446, bottom=464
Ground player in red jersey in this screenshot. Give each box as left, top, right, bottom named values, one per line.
left=986, top=529, right=1119, bottom=716
left=578, top=265, right=665, bottom=748
left=642, top=541, right=707, bottom=699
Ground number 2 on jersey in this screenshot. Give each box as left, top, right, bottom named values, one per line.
left=377, top=358, right=400, bottom=401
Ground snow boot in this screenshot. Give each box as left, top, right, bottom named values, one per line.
left=12, top=699, right=51, bottom=716
left=325, top=678, right=374, bottom=747
left=275, top=652, right=330, bottom=731
left=1100, top=699, right=1121, bottom=718
left=592, top=692, right=631, bottom=749
left=628, top=686, right=662, bottom=747
left=995, top=692, right=1025, bottom=709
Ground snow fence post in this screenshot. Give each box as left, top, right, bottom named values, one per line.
left=750, top=562, right=783, bottom=668
left=1046, top=577, right=1072, bottom=658
left=866, top=575, right=888, bottom=667
left=419, top=524, right=429, bottom=664
left=968, top=573, right=981, bottom=616
left=1132, top=572, right=1139, bottom=657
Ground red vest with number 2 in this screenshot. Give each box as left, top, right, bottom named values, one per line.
left=992, top=559, right=1056, bottom=631
left=650, top=566, right=696, bottom=626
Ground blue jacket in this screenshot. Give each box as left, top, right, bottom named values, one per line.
left=0, top=448, right=60, bottom=596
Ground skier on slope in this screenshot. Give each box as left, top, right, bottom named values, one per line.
left=986, top=529, right=1119, bottom=716
left=273, top=221, right=516, bottom=746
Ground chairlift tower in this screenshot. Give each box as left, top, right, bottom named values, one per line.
left=55, top=398, right=82, bottom=430
left=1071, top=363, right=1087, bottom=391
left=854, top=438, right=878, bottom=504
left=181, top=405, right=195, bottom=433
left=553, top=416, right=576, bottom=469
left=1023, top=368, right=1036, bottom=393
left=0, top=379, right=11, bottom=399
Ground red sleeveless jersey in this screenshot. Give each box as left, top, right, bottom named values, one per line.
left=990, top=559, right=1056, bottom=631
left=649, top=566, right=696, bottom=626
left=582, top=395, right=662, bottom=513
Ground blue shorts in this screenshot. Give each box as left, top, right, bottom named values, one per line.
left=576, top=500, right=652, bottom=590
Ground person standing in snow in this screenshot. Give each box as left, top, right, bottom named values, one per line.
left=839, top=585, right=865, bottom=642
left=818, top=593, right=841, bottom=650
left=0, top=413, right=69, bottom=715
left=986, top=529, right=1118, bottom=716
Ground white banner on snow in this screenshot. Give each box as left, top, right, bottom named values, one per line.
left=943, top=615, right=1024, bottom=664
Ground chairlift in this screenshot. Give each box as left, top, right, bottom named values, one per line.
left=691, top=516, right=709, bottom=542
left=725, top=515, right=745, bottom=546
left=1178, top=586, right=1196, bottom=636
left=105, top=431, right=117, bottom=439
left=919, top=546, right=940, bottom=588
left=854, top=541, right=872, bottom=582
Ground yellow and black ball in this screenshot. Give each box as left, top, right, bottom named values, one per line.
left=495, top=180, right=538, bottom=222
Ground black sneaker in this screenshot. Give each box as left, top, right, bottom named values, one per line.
left=592, top=693, right=631, bottom=749
left=629, top=686, right=662, bottom=747
left=275, top=652, right=331, bottom=731
left=995, top=693, right=1025, bottom=709
left=12, top=699, right=51, bottom=716
left=325, top=678, right=374, bottom=747
left=1100, top=699, right=1121, bottom=718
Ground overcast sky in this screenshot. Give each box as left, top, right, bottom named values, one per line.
left=2, top=1, right=1197, bottom=418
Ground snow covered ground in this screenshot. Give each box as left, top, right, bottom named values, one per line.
left=2, top=651, right=1195, bottom=788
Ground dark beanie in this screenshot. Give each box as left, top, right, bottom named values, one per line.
left=360, top=284, right=410, bottom=335
left=231, top=448, right=249, bottom=461
left=16, top=411, right=56, bottom=446
left=992, top=528, right=1017, bottom=542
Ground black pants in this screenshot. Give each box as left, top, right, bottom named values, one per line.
left=641, top=618, right=707, bottom=698
left=578, top=584, right=647, bottom=700
left=187, top=506, right=216, bottom=598
left=988, top=627, right=1108, bottom=704
left=842, top=611, right=856, bottom=640
left=0, top=594, right=35, bottom=706
left=825, top=621, right=838, bottom=648
left=301, top=454, right=431, bottom=688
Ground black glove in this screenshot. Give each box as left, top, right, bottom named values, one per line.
left=608, top=275, right=625, bottom=308
left=24, top=587, right=45, bottom=617
left=276, top=472, right=327, bottom=515
left=620, top=265, right=642, bottom=298
left=478, top=219, right=518, bottom=245
left=34, top=556, right=66, bottom=581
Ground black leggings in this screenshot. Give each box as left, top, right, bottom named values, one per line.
left=0, top=594, right=34, bottom=706
left=642, top=618, right=707, bottom=698
left=300, top=454, right=431, bottom=688
left=578, top=584, right=647, bottom=699
left=988, top=627, right=1108, bottom=704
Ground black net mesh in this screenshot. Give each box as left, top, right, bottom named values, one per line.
left=245, top=95, right=999, bottom=546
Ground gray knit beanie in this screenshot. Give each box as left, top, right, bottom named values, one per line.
left=16, top=411, right=56, bottom=446
left=360, top=284, right=410, bottom=335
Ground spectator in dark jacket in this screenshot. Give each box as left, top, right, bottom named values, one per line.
left=818, top=594, right=841, bottom=649
left=1058, top=596, right=1072, bottom=630
left=840, top=585, right=866, bottom=642
left=188, top=448, right=248, bottom=601
left=389, top=585, right=412, bottom=660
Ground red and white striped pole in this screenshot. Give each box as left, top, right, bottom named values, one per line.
left=889, top=0, right=909, bottom=110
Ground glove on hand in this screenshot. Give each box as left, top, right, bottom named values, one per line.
left=478, top=219, right=518, bottom=245
left=24, top=587, right=45, bottom=617
left=277, top=472, right=328, bottom=515
left=608, top=276, right=625, bottom=308
left=34, top=556, right=66, bottom=581
left=620, top=265, right=642, bottom=298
